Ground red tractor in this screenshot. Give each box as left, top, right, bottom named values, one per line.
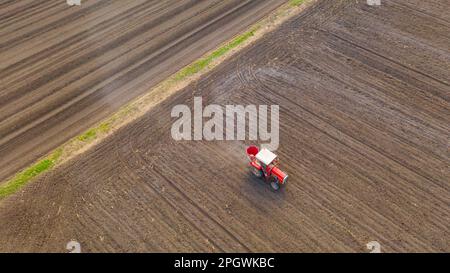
left=246, top=146, right=288, bottom=191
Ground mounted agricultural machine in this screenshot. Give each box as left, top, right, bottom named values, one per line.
left=246, top=146, right=288, bottom=191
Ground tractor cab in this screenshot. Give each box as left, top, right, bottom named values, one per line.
left=246, top=146, right=288, bottom=191
left=255, top=148, right=278, bottom=174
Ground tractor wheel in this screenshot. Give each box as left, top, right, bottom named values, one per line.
left=270, top=181, right=280, bottom=191
left=252, top=167, right=263, bottom=178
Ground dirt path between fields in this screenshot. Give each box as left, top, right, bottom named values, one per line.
left=0, top=0, right=449, bottom=252
left=0, top=0, right=286, bottom=182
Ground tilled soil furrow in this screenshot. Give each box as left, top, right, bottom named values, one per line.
left=0, top=0, right=286, bottom=182
left=0, top=0, right=448, bottom=252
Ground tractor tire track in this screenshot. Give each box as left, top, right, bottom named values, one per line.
left=0, top=0, right=287, bottom=182
left=0, top=0, right=448, bottom=252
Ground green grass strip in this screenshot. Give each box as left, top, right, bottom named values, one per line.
left=0, top=149, right=62, bottom=199
left=0, top=28, right=259, bottom=200
left=290, top=0, right=305, bottom=6
left=77, top=122, right=111, bottom=142
left=174, top=29, right=257, bottom=81
left=0, top=0, right=309, bottom=200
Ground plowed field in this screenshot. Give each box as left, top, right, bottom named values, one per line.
left=0, top=0, right=448, bottom=252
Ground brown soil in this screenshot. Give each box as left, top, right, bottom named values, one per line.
left=0, top=0, right=449, bottom=252
left=0, top=0, right=286, bottom=182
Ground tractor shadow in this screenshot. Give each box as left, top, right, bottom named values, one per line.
left=243, top=172, right=288, bottom=202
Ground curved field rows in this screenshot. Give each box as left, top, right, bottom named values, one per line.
left=0, top=0, right=448, bottom=252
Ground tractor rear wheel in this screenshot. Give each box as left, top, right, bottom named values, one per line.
left=270, top=181, right=280, bottom=191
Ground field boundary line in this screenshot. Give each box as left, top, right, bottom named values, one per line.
left=0, top=0, right=316, bottom=200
